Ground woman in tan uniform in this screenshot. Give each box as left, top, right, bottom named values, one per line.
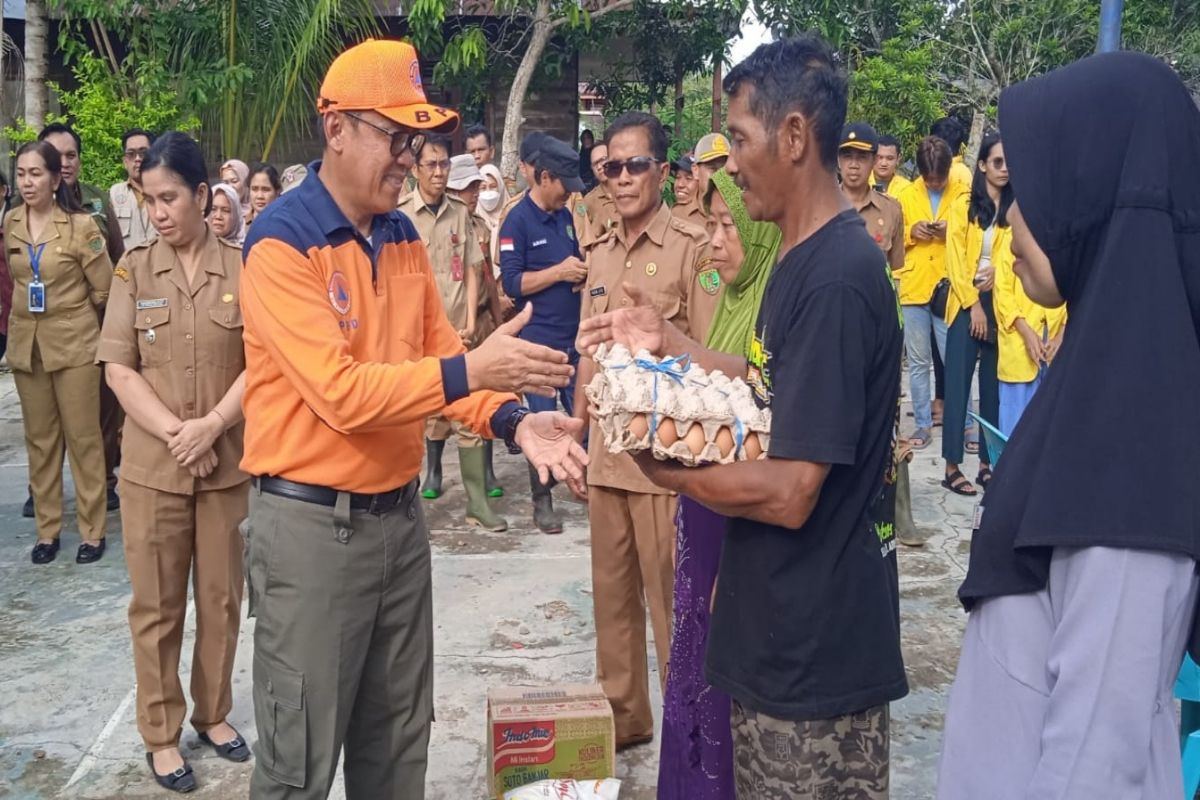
left=5, top=140, right=112, bottom=565
left=98, top=133, right=249, bottom=793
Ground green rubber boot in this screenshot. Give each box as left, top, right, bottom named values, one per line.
left=461, top=445, right=508, bottom=532
left=421, top=439, right=445, bottom=499
left=484, top=440, right=504, bottom=498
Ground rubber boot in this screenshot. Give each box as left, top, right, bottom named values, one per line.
left=421, top=439, right=445, bottom=499
left=484, top=440, right=504, bottom=498
left=528, top=463, right=564, bottom=534
left=895, top=460, right=928, bottom=547
left=460, top=445, right=507, bottom=531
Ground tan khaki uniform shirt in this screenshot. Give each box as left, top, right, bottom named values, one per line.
left=581, top=185, right=619, bottom=249
left=689, top=248, right=725, bottom=342
left=96, top=232, right=247, bottom=494
left=582, top=203, right=709, bottom=494
left=398, top=191, right=484, bottom=331
left=671, top=198, right=707, bottom=229
left=4, top=206, right=112, bottom=372
left=853, top=189, right=906, bottom=272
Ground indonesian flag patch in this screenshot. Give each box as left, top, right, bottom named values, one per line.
left=500, top=238, right=515, bottom=252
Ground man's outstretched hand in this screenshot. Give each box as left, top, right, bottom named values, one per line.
left=466, top=303, right=575, bottom=397
left=576, top=284, right=673, bottom=357
left=514, top=411, right=589, bottom=498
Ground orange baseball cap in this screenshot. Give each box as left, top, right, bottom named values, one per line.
left=318, top=39, right=459, bottom=134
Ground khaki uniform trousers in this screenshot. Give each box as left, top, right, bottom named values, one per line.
left=588, top=485, right=677, bottom=741
left=424, top=415, right=481, bottom=447
left=121, top=479, right=247, bottom=750
left=13, top=344, right=106, bottom=542
left=246, top=482, right=433, bottom=800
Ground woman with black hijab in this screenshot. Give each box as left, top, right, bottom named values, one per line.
left=937, top=52, right=1200, bottom=799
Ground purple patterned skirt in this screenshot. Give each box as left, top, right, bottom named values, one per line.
left=656, top=496, right=735, bottom=800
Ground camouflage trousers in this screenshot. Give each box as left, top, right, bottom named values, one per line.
left=731, top=701, right=889, bottom=800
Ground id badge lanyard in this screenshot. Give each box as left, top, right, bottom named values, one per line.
left=27, top=242, right=46, bottom=313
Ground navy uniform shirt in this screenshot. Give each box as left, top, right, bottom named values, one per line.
left=498, top=193, right=582, bottom=351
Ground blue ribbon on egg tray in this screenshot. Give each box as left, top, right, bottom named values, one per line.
left=613, top=353, right=691, bottom=444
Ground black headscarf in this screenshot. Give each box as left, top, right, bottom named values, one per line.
left=958, top=52, right=1200, bottom=609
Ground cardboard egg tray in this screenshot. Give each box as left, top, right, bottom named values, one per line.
left=586, top=344, right=770, bottom=466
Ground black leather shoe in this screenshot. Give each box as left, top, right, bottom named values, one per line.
left=198, top=729, right=252, bottom=763
left=145, top=752, right=196, bottom=793
left=106, top=486, right=120, bottom=511
left=22, top=490, right=33, bottom=518
left=31, top=540, right=59, bottom=564
left=76, top=538, right=106, bottom=564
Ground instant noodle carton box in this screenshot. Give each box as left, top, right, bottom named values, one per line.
left=486, top=684, right=616, bottom=798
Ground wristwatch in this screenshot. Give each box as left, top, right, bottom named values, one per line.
left=503, top=407, right=532, bottom=455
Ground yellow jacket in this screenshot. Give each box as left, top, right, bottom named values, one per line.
left=944, top=198, right=1011, bottom=324
left=951, top=156, right=974, bottom=188
left=895, top=176, right=969, bottom=305
left=993, top=243, right=1067, bottom=383
left=872, top=172, right=911, bottom=198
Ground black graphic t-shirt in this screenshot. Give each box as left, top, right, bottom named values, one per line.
left=705, top=209, right=909, bottom=721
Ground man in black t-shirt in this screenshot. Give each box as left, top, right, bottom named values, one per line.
left=577, top=35, right=907, bottom=798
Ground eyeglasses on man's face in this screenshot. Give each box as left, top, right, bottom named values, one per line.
left=344, top=112, right=426, bottom=159
left=418, top=159, right=452, bottom=173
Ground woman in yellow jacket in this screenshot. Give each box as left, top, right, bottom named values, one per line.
left=994, top=229, right=1067, bottom=437
left=896, top=136, right=969, bottom=449
left=941, top=133, right=1008, bottom=496
left=6, top=140, right=113, bottom=564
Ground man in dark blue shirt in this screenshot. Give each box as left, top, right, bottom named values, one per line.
left=499, top=135, right=588, bottom=533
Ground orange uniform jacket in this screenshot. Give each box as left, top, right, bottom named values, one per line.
left=240, top=161, right=519, bottom=493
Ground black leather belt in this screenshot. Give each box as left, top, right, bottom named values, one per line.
left=253, top=476, right=418, bottom=515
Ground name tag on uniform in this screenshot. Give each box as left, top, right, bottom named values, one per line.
left=590, top=286, right=607, bottom=298
left=136, top=298, right=168, bottom=310
left=531, top=239, right=548, bottom=248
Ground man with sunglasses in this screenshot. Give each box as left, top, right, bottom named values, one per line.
left=240, top=40, right=588, bottom=800
left=399, top=136, right=506, bottom=531
left=498, top=134, right=589, bottom=534
left=572, top=111, right=711, bottom=750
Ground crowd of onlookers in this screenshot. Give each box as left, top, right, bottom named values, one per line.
left=13, top=30, right=1198, bottom=800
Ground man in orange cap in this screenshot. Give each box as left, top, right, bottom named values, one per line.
left=240, top=39, right=588, bottom=800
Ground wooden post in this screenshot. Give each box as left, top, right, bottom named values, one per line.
left=711, top=55, right=722, bottom=133
left=25, top=0, right=48, bottom=129
left=674, top=66, right=685, bottom=139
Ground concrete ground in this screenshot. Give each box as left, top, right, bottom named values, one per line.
left=0, top=366, right=982, bottom=800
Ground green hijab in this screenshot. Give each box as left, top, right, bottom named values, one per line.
left=702, top=169, right=783, bottom=357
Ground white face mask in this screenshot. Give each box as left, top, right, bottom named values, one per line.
left=479, top=189, right=501, bottom=212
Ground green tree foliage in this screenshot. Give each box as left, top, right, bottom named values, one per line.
left=848, top=38, right=943, bottom=160
left=755, top=0, right=942, bottom=57
left=937, top=0, right=1098, bottom=113
left=4, top=51, right=199, bottom=187
left=48, top=0, right=379, bottom=162
left=600, top=0, right=740, bottom=127
left=1123, top=0, right=1200, bottom=91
